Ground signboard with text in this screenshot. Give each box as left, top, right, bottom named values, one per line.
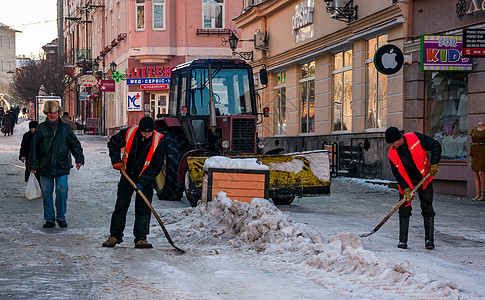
left=127, top=92, right=143, bottom=111
left=463, top=29, right=485, bottom=57
left=127, top=77, right=170, bottom=85
left=141, top=84, right=169, bottom=90
left=420, top=35, right=472, bottom=71
left=99, top=79, right=116, bottom=92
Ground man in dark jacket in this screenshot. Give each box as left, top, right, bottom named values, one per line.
left=386, top=126, right=441, bottom=250
left=19, top=121, right=39, bottom=182
left=28, top=101, right=84, bottom=229
left=103, top=116, right=166, bottom=248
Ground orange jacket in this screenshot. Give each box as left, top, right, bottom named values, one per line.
left=388, top=132, right=434, bottom=198
left=122, top=125, right=163, bottom=177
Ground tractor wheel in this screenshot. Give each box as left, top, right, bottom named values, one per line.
left=155, top=131, right=187, bottom=201
left=272, top=196, right=295, bottom=206
left=184, top=169, right=201, bottom=207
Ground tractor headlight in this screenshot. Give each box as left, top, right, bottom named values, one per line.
left=258, top=141, right=265, bottom=149
left=222, top=140, right=230, bottom=149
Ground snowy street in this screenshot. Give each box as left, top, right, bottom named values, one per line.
left=1, top=120, right=485, bottom=299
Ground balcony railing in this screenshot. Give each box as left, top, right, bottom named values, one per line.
left=76, top=49, right=92, bottom=61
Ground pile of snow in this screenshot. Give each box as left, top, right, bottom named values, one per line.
left=203, top=156, right=269, bottom=171
left=163, top=193, right=460, bottom=298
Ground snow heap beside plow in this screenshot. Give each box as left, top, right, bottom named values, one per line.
left=163, top=193, right=461, bottom=298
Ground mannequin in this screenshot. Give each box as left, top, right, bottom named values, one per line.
left=471, top=122, right=485, bottom=201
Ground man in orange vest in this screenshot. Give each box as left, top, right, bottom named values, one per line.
left=385, top=126, right=441, bottom=250
left=103, top=116, right=166, bottom=248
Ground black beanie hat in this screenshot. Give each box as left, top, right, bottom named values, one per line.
left=29, top=121, right=38, bottom=129
left=385, top=126, right=403, bottom=143
left=138, top=116, right=154, bottom=132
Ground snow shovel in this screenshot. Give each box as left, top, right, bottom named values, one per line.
left=121, top=169, right=185, bottom=253
left=359, top=173, right=431, bottom=238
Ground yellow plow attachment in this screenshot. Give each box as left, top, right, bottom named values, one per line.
left=186, top=150, right=331, bottom=201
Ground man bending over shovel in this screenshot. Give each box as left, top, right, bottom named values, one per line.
left=385, top=126, right=441, bottom=250
left=103, top=116, right=166, bottom=248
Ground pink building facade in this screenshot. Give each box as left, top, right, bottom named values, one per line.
left=63, top=0, right=242, bottom=134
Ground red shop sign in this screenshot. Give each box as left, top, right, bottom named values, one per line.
left=141, top=84, right=169, bottom=90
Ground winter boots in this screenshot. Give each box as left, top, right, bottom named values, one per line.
left=43, top=221, right=55, bottom=228
left=424, top=216, right=435, bottom=250
left=134, top=239, right=153, bottom=249
left=102, top=236, right=123, bottom=247
left=398, top=217, right=409, bottom=249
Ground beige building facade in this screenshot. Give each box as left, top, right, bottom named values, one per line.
left=236, top=0, right=408, bottom=180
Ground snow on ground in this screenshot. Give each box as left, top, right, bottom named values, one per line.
left=1, top=118, right=482, bottom=299
left=161, top=192, right=461, bottom=299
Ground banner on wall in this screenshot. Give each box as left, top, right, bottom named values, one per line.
left=127, top=92, right=143, bottom=111
left=420, top=35, right=473, bottom=71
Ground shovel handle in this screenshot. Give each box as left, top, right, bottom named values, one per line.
left=121, top=170, right=185, bottom=253
left=360, top=173, right=431, bottom=238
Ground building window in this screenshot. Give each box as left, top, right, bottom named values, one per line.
left=110, top=10, right=114, bottom=42
left=1, top=59, right=4, bottom=71
left=426, top=72, right=468, bottom=161
left=332, top=49, right=353, bottom=131
left=153, top=0, right=165, bottom=30
left=8, top=36, right=11, bottom=49
left=136, top=0, right=145, bottom=30
left=299, top=61, right=315, bottom=133
left=8, top=60, right=12, bottom=72
left=273, top=71, right=286, bottom=135
left=202, top=0, right=224, bottom=29
left=0, top=35, right=3, bottom=47
left=365, top=34, right=388, bottom=129
left=117, top=3, right=121, bottom=36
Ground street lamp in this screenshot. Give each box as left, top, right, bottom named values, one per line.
left=110, top=62, right=117, bottom=73
left=221, top=31, right=253, bottom=61
left=92, top=60, right=99, bottom=73
left=323, top=0, right=358, bottom=23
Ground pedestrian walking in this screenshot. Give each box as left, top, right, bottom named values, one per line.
left=1, top=110, right=14, bottom=136
left=103, top=116, right=166, bottom=248
left=470, top=121, right=485, bottom=201
left=385, top=126, right=442, bottom=250
left=61, top=112, right=77, bottom=130
left=19, top=121, right=40, bottom=183
left=28, top=100, right=84, bottom=229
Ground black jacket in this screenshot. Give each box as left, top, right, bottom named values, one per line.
left=28, top=118, right=84, bottom=176
left=107, top=127, right=166, bottom=187
left=389, top=132, right=442, bottom=190
left=19, top=131, right=34, bottom=161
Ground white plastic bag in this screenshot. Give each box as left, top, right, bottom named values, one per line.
left=25, top=173, right=43, bottom=200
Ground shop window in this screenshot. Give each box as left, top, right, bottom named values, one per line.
left=365, top=34, right=388, bottom=129
left=153, top=0, right=166, bottom=30
left=273, top=71, right=286, bottom=135
left=0, top=35, right=2, bottom=47
left=332, top=49, right=353, bottom=131
left=202, top=0, right=224, bottom=29
left=426, top=72, right=468, bottom=161
left=299, top=61, right=315, bottom=134
left=136, top=0, right=145, bottom=31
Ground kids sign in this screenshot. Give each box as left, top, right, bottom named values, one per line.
left=420, top=35, right=472, bottom=71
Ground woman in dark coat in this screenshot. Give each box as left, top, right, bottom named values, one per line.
left=1, top=110, right=13, bottom=136
left=19, top=121, right=40, bottom=182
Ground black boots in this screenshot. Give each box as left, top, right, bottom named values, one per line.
left=398, top=217, right=409, bottom=249
left=424, top=216, right=435, bottom=249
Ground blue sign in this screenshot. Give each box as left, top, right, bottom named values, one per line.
left=127, top=92, right=143, bottom=111
left=127, top=77, right=170, bottom=85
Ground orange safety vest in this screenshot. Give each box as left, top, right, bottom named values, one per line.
left=388, top=132, right=434, bottom=199
left=122, top=125, right=163, bottom=177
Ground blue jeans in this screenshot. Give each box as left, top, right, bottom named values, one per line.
left=40, top=174, right=69, bottom=223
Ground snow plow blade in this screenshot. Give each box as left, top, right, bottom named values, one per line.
left=186, top=150, right=331, bottom=201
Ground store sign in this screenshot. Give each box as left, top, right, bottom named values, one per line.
left=127, top=77, right=170, bottom=85
left=462, top=28, right=485, bottom=56
left=80, top=92, right=89, bottom=101
left=141, top=84, right=169, bottom=90
left=127, top=92, right=143, bottom=111
left=78, top=75, right=98, bottom=87
left=98, top=79, right=116, bottom=92
left=457, top=0, right=485, bottom=19
left=292, top=0, right=314, bottom=43
left=374, top=44, right=404, bottom=75
left=420, top=35, right=473, bottom=71
left=128, top=66, right=173, bottom=78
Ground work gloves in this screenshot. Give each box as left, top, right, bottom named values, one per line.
left=403, top=188, right=413, bottom=202
left=113, top=162, right=124, bottom=171
left=429, top=164, right=439, bottom=176
left=136, top=183, right=143, bottom=192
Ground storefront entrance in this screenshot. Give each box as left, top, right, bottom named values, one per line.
left=150, top=93, right=168, bottom=119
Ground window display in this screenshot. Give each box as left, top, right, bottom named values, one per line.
left=426, top=72, right=468, bottom=161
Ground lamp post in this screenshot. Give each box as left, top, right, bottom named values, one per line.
left=221, top=31, right=253, bottom=61
left=110, top=62, right=117, bottom=73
